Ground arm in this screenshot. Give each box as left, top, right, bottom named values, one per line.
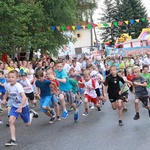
left=133, top=81, right=147, bottom=87
left=2, top=90, right=8, bottom=104
left=16, top=92, right=27, bottom=113
left=56, top=78, right=66, bottom=83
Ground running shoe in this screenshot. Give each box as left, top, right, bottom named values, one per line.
left=49, top=117, right=56, bottom=124
left=76, top=101, right=82, bottom=107
left=118, top=120, right=124, bottom=126
left=6, top=122, right=9, bottom=127
left=97, top=106, right=101, bottom=112
left=133, top=114, right=140, bottom=120
left=123, top=108, right=128, bottom=113
left=61, top=111, right=68, bottom=119
left=68, top=107, right=73, bottom=112
left=90, top=106, right=95, bottom=110
left=50, top=108, right=56, bottom=118
left=74, top=109, right=79, bottom=122
left=57, top=116, right=61, bottom=121
left=148, top=110, right=150, bottom=117
left=82, top=112, right=88, bottom=116
left=30, top=109, right=39, bottom=118
left=5, top=139, right=17, bottom=146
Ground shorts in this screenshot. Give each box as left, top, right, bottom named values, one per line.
left=59, top=90, right=75, bottom=104
left=25, top=92, right=34, bottom=101
left=9, top=105, right=30, bottom=123
left=121, top=91, right=128, bottom=101
left=108, top=94, right=122, bottom=103
left=95, top=88, right=101, bottom=97
left=49, top=94, right=58, bottom=108
left=147, top=88, right=150, bottom=97
left=40, top=96, right=51, bottom=112
left=85, top=94, right=98, bottom=105
left=135, top=96, right=149, bottom=107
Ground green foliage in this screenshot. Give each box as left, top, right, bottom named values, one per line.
left=100, top=0, right=149, bottom=43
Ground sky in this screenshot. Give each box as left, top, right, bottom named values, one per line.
left=93, top=0, right=150, bottom=23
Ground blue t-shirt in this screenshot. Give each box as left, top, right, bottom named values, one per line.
left=35, top=79, right=51, bottom=98
left=55, top=69, right=72, bottom=92
left=0, top=77, right=6, bottom=93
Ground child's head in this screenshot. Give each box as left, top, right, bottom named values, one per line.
left=127, top=69, right=132, bottom=75
left=69, top=68, right=75, bottom=76
left=8, top=70, right=19, bottom=85
left=86, top=64, right=93, bottom=72
left=84, top=70, right=90, bottom=81
left=132, top=66, right=140, bottom=78
left=0, top=70, right=4, bottom=79
left=110, top=66, right=117, bottom=76
left=5, top=74, right=10, bottom=83
left=20, top=72, right=27, bottom=80
left=143, top=65, right=149, bottom=74
left=35, top=70, right=44, bottom=82
left=46, top=69, right=55, bottom=80
left=117, top=71, right=124, bottom=77
left=56, top=59, right=63, bottom=72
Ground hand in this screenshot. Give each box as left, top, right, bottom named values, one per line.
left=16, top=107, right=22, bottom=114
left=119, top=90, right=122, bottom=95
left=133, top=82, right=139, bottom=85
left=102, top=96, right=107, bottom=101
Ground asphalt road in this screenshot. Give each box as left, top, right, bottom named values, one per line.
left=1, top=92, right=150, bottom=150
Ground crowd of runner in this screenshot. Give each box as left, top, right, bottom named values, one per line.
left=0, top=52, right=150, bottom=146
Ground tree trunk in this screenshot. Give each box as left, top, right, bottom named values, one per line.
left=29, top=47, right=33, bottom=61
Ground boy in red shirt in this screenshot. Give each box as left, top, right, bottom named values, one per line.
left=46, top=69, right=61, bottom=121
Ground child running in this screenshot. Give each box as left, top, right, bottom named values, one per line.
left=3, top=70, right=39, bottom=146
left=104, top=66, right=126, bottom=126
left=35, top=70, right=56, bottom=124
left=55, top=59, right=79, bottom=121
left=46, top=69, right=61, bottom=121
left=132, top=66, right=150, bottom=120
left=79, top=70, right=102, bottom=116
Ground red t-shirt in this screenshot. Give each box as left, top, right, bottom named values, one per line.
left=126, top=74, right=134, bottom=81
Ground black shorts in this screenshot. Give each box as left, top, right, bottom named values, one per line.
left=95, top=88, right=101, bottom=97
left=108, top=94, right=122, bottom=103
left=138, top=97, right=148, bottom=107
left=121, top=91, right=128, bottom=101
left=25, top=92, right=34, bottom=100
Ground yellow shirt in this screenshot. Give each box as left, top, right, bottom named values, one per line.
left=8, top=66, right=14, bottom=71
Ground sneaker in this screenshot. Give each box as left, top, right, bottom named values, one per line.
left=90, top=106, right=95, bottom=110
left=0, top=108, right=3, bottom=113
left=6, top=122, right=9, bottom=127
left=118, top=121, right=124, bottom=126
left=30, top=109, right=39, bottom=118
left=123, top=108, right=128, bottom=113
left=97, top=106, right=101, bottom=112
left=61, top=111, right=68, bottom=119
left=76, top=101, right=82, bottom=107
left=74, top=110, right=79, bottom=122
left=68, top=107, right=73, bottom=112
left=50, top=108, right=56, bottom=118
left=49, top=117, right=56, bottom=124
left=5, top=139, right=17, bottom=146
left=133, top=114, right=140, bottom=120
left=0, top=120, right=3, bottom=124
left=82, top=112, right=88, bottom=116
left=57, top=116, right=61, bottom=121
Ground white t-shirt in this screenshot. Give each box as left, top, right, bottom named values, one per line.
left=6, top=82, right=28, bottom=108
left=4, top=82, right=10, bottom=90
left=20, top=78, right=34, bottom=93
left=27, top=69, right=34, bottom=81
left=71, top=65, right=81, bottom=73
left=84, top=79, right=97, bottom=98
left=143, top=57, right=150, bottom=72
left=63, top=63, right=71, bottom=73
left=90, top=70, right=103, bottom=89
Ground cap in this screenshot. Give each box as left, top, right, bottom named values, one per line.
left=21, top=72, right=27, bottom=76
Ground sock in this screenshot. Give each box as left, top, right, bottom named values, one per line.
left=57, top=116, right=60, bottom=119
left=85, top=108, right=88, bottom=113
left=136, top=112, right=139, bottom=115
left=63, top=109, right=67, bottom=112
left=119, top=120, right=122, bottom=123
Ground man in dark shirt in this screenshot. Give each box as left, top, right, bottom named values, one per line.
left=104, top=66, right=125, bottom=126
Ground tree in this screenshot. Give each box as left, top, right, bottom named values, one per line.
left=100, top=0, right=149, bottom=43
